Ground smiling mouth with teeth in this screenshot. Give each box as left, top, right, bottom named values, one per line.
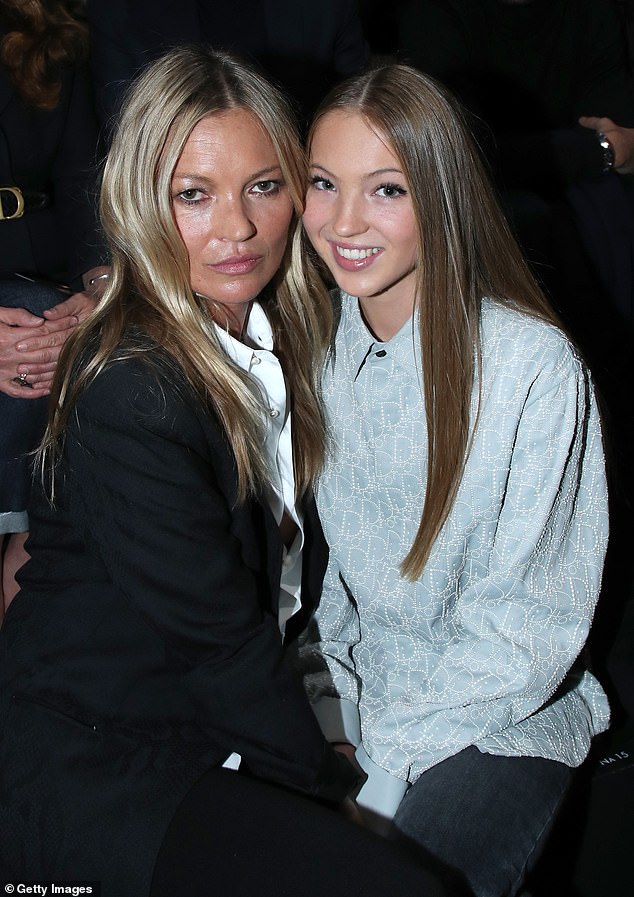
left=336, top=245, right=381, bottom=260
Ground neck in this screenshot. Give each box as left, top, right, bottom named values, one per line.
left=358, top=294, right=414, bottom=341
left=201, top=297, right=252, bottom=340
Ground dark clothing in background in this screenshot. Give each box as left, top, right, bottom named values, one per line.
left=87, top=0, right=369, bottom=129
left=395, top=0, right=634, bottom=340
left=396, top=0, right=634, bottom=192
left=0, top=20, right=105, bottom=529
left=0, top=32, right=104, bottom=286
left=0, top=279, right=64, bottom=516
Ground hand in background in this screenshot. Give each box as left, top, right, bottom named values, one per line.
left=1, top=266, right=107, bottom=398
left=0, top=305, right=74, bottom=397
left=579, top=115, right=634, bottom=174
left=44, top=290, right=98, bottom=326
left=1, top=296, right=97, bottom=398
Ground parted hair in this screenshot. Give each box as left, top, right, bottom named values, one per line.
left=310, top=64, right=560, bottom=580
left=42, top=46, right=333, bottom=501
left=0, top=0, right=88, bottom=110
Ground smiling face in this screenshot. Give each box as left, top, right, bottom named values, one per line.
left=171, top=107, right=294, bottom=333
left=303, top=110, right=418, bottom=338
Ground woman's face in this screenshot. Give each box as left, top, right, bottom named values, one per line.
left=172, top=108, right=293, bottom=332
left=303, top=110, right=418, bottom=331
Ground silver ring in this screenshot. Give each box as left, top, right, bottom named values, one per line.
left=12, top=372, right=30, bottom=388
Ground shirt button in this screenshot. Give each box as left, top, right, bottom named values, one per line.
left=269, top=408, right=280, bottom=418
left=376, top=349, right=387, bottom=358
left=251, top=355, right=261, bottom=365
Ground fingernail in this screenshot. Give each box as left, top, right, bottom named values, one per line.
left=16, top=343, right=27, bottom=351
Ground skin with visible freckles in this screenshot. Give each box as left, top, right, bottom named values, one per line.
left=303, top=110, right=418, bottom=341
left=171, top=108, right=294, bottom=336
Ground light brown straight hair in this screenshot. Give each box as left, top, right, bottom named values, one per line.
left=309, top=64, right=560, bottom=580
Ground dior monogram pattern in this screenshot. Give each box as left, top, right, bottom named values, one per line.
left=301, top=294, right=610, bottom=798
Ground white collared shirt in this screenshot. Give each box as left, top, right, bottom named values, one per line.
left=214, top=302, right=304, bottom=635
left=215, top=302, right=304, bottom=772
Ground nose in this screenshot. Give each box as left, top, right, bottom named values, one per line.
left=332, top=192, right=368, bottom=238
left=217, top=195, right=256, bottom=242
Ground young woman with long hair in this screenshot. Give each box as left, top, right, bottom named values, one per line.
left=300, top=63, right=610, bottom=897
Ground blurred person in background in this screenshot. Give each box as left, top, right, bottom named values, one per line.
left=0, top=0, right=108, bottom=615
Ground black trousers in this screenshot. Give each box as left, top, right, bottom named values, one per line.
left=150, top=766, right=463, bottom=897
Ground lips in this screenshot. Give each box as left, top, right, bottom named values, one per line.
left=330, top=242, right=382, bottom=271
left=209, top=255, right=263, bottom=275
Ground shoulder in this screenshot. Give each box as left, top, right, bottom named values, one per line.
left=62, top=345, right=243, bottom=510
left=77, top=348, right=180, bottom=403
left=74, top=348, right=216, bottom=447
left=479, top=299, right=584, bottom=384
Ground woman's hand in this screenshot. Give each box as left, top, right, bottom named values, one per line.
left=340, top=795, right=365, bottom=826
left=332, top=742, right=367, bottom=825
left=43, top=290, right=99, bottom=326
left=0, top=295, right=88, bottom=397
left=0, top=266, right=107, bottom=397
left=333, top=742, right=358, bottom=763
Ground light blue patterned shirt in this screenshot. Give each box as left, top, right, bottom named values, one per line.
left=299, top=293, right=610, bottom=821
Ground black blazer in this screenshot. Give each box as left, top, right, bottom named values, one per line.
left=87, top=0, right=369, bottom=127
left=0, top=46, right=104, bottom=286
left=0, top=349, right=358, bottom=894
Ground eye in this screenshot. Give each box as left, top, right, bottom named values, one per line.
left=250, top=180, right=282, bottom=196
left=310, top=175, right=335, bottom=192
left=175, top=188, right=206, bottom=205
left=375, top=183, right=407, bottom=199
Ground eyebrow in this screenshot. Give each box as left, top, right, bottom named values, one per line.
left=310, top=164, right=405, bottom=179
left=172, top=164, right=283, bottom=182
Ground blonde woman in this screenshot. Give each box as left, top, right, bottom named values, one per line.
left=0, top=46, right=423, bottom=897
left=300, top=64, right=610, bottom=897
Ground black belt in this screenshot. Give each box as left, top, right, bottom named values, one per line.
left=0, top=186, right=51, bottom=220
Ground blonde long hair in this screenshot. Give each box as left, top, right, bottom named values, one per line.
left=309, top=64, right=560, bottom=580
left=42, top=46, right=332, bottom=501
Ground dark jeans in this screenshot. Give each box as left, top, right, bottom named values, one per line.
left=392, top=746, right=574, bottom=897
left=0, top=277, right=61, bottom=522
